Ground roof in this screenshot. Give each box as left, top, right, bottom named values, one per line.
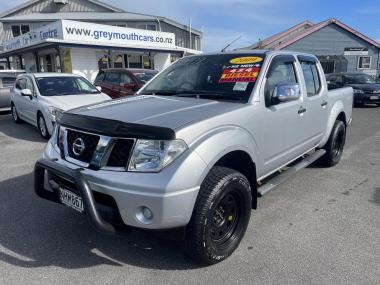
left=242, top=18, right=380, bottom=50
left=32, top=72, right=83, bottom=78
left=100, top=68, right=158, bottom=73
left=0, top=12, right=202, bottom=36
left=0, top=0, right=124, bottom=18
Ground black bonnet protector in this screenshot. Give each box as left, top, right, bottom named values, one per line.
left=59, top=113, right=176, bottom=140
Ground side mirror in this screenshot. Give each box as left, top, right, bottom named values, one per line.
left=21, top=88, right=33, bottom=97
left=95, top=86, right=102, bottom=92
left=271, top=84, right=300, bottom=104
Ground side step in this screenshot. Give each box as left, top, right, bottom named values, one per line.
left=258, top=149, right=326, bottom=196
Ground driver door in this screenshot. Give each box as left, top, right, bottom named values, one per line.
left=258, top=55, right=309, bottom=176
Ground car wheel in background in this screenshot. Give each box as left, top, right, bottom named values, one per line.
left=37, top=113, right=50, bottom=140
left=11, top=103, right=22, bottom=124
left=185, top=166, right=252, bottom=265
left=318, top=120, right=346, bottom=167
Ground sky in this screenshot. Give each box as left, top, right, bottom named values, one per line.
left=0, top=0, right=379, bottom=52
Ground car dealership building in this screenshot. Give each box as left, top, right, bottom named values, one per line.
left=0, top=0, right=202, bottom=81
left=240, top=18, right=380, bottom=77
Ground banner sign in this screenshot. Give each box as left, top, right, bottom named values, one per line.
left=344, top=47, right=369, bottom=56
left=3, top=20, right=176, bottom=52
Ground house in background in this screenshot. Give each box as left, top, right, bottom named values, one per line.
left=0, top=0, right=202, bottom=80
left=239, top=18, right=380, bottom=76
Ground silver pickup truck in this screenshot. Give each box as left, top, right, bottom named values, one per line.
left=34, top=51, right=353, bottom=264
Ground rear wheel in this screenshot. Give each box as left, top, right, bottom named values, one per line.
left=37, top=113, right=50, bottom=140
left=11, top=103, right=22, bottom=124
left=185, top=166, right=252, bottom=264
left=318, top=120, right=346, bottom=167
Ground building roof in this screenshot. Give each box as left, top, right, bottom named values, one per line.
left=0, top=12, right=202, bottom=36
left=0, top=0, right=124, bottom=18
left=241, top=18, right=380, bottom=50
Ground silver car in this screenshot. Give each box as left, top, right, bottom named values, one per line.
left=0, top=70, right=24, bottom=111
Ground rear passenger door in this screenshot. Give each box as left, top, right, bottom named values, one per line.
left=103, top=72, right=121, bottom=98
left=298, top=56, right=329, bottom=148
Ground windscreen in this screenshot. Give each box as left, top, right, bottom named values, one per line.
left=133, top=71, right=158, bottom=84
left=142, top=54, right=265, bottom=102
left=36, top=76, right=100, bottom=96
left=343, top=74, right=377, bottom=84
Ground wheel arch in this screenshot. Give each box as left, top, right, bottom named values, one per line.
left=213, top=150, right=258, bottom=209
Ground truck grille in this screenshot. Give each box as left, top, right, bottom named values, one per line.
left=59, top=127, right=135, bottom=171
left=67, top=129, right=100, bottom=164
left=107, top=139, right=135, bottom=168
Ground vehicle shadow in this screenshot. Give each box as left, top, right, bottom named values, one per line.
left=0, top=113, right=45, bottom=143
left=353, top=104, right=379, bottom=109
left=0, top=173, right=202, bottom=270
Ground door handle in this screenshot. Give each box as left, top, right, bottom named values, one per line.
left=321, top=100, right=328, bottom=107
left=298, top=107, right=307, bottom=114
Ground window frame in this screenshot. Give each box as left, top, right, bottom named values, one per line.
left=299, top=60, right=322, bottom=97
left=264, top=54, right=300, bottom=106
left=357, top=56, right=372, bottom=70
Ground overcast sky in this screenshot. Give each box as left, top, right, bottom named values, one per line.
left=1, top=0, right=379, bottom=51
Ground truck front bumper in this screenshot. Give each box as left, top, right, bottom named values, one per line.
left=35, top=143, right=206, bottom=233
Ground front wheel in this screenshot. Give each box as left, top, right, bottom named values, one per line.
left=37, top=113, right=50, bottom=140
left=318, top=120, right=346, bottom=167
left=185, top=166, right=252, bottom=264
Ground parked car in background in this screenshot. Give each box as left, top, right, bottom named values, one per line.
left=10, top=73, right=111, bottom=139
left=94, top=68, right=158, bottom=98
left=327, top=72, right=380, bottom=106
left=0, top=70, right=25, bottom=111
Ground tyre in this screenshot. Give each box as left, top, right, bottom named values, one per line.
left=185, top=166, right=252, bottom=265
left=11, top=103, right=22, bottom=124
left=37, top=113, right=50, bottom=139
left=318, top=120, right=346, bottom=167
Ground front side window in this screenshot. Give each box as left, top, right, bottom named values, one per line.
left=15, top=78, right=26, bottom=90
left=265, top=58, right=298, bottom=104
left=120, top=73, right=133, bottom=84
left=142, top=54, right=265, bottom=102
left=358, top=56, right=371, bottom=69
left=300, top=61, right=321, bottom=96
left=343, top=74, right=376, bottom=84
left=36, top=77, right=100, bottom=96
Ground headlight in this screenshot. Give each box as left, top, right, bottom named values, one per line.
left=353, top=89, right=364, bottom=94
left=128, top=139, right=188, bottom=172
left=48, top=106, right=63, bottom=121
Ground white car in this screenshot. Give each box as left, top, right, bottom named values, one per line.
left=10, top=73, right=111, bottom=139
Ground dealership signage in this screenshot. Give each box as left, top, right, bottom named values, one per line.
left=344, top=47, right=369, bottom=56
left=3, top=20, right=176, bottom=52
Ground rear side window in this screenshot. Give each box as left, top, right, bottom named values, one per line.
left=104, top=72, right=120, bottom=84
left=300, top=61, right=321, bottom=96
left=120, top=73, right=133, bottom=84
left=95, top=72, right=105, bottom=82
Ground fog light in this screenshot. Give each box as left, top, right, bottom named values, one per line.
left=136, top=206, right=153, bottom=224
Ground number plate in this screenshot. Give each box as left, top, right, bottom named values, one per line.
left=370, top=95, right=379, bottom=100
left=59, top=187, right=84, bottom=213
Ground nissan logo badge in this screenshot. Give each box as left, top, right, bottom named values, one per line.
left=72, top=137, right=85, bottom=156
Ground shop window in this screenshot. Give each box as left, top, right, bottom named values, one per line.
left=358, top=56, right=371, bottom=69
left=128, top=55, right=142, bottom=68
left=137, top=24, right=157, bottom=31
left=46, top=55, right=53, bottom=72
left=98, top=56, right=109, bottom=70
left=11, top=25, right=30, bottom=37
left=113, top=54, right=124, bottom=68
left=142, top=55, right=152, bottom=69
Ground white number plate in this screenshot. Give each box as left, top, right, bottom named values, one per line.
left=370, top=95, right=379, bottom=100
left=59, top=187, right=84, bottom=213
